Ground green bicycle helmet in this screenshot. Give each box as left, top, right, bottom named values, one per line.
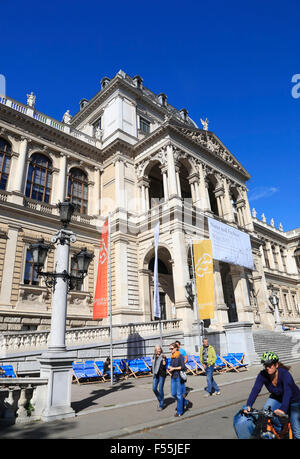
left=261, top=351, right=279, bottom=364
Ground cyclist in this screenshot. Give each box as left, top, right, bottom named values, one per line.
left=234, top=351, right=300, bottom=439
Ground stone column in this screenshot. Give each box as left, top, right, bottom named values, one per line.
left=11, top=137, right=28, bottom=204
left=139, top=269, right=152, bottom=321
left=171, top=230, right=193, bottom=334
left=166, top=144, right=178, bottom=197
left=214, top=186, right=225, bottom=218
left=230, top=265, right=254, bottom=323
left=211, top=260, right=228, bottom=329
left=0, top=224, right=21, bottom=307
left=161, top=166, right=169, bottom=201
left=240, top=188, right=254, bottom=231
left=222, top=179, right=235, bottom=222
left=57, top=153, right=68, bottom=203
left=265, top=241, right=275, bottom=269
left=175, top=164, right=181, bottom=198
left=114, top=236, right=129, bottom=321
left=197, top=163, right=210, bottom=210
left=115, top=157, right=126, bottom=210
left=274, top=245, right=284, bottom=272
left=93, top=167, right=101, bottom=216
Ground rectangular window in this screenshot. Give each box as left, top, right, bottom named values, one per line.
left=23, top=249, right=39, bottom=285
left=140, top=117, right=150, bottom=134
left=93, top=117, right=102, bottom=136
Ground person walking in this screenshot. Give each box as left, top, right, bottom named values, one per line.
left=175, top=340, right=188, bottom=400
left=169, top=342, right=190, bottom=417
left=200, top=337, right=220, bottom=397
left=234, top=351, right=300, bottom=439
left=152, top=345, right=167, bottom=411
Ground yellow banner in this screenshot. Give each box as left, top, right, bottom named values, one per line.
left=193, top=240, right=215, bottom=320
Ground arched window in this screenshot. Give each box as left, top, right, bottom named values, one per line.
left=25, top=153, right=53, bottom=203
left=178, top=163, right=192, bottom=200
left=0, top=138, right=12, bottom=190
left=67, top=168, right=88, bottom=214
left=148, top=163, right=164, bottom=209
left=207, top=179, right=219, bottom=215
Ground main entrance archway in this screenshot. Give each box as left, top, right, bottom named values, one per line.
left=143, top=246, right=175, bottom=320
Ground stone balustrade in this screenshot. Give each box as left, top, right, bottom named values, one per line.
left=0, top=320, right=182, bottom=357
left=0, top=95, right=98, bottom=147
left=0, top=377, right=48, bottom=425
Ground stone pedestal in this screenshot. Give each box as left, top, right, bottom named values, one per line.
left=39, top=351, right=76, bottom=422
left=224, top=321, right=258, bottom=364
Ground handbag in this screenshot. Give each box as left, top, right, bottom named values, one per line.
left=180, top=370, right=187, bottom=382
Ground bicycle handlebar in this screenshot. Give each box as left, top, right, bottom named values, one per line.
left=243, top=406, right=289, bottom=420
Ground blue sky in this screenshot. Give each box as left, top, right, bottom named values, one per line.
left=1, top=0, right=299, bottom=230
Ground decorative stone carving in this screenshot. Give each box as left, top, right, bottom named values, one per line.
left=62, top=110, right=72, bottom=124
left=200, top=117, right=209, bottom=131
left=26, top=92, right=36, bottom=108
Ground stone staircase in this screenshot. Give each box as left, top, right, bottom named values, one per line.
left=253, top=329, right=300, bottom=365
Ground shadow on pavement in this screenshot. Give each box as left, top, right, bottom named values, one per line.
left=72, top=381, right=135, bottom=413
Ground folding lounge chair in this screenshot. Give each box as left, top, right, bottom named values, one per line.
left=135, top=358, right=151, bottom=377
left=214, top=355, right=229, bottom=373
left=190, top=356, right=206, bottom=375
left=142, top=356, right=152, bottom=370
left=84, top=360, right=104, bottom=382
left=226, top=353, right=248, bottom=371
left=125, top=359, right=140, bottom=378
left=72, top=361, right=87, bottom=384
left=185, top=357, right=198, bottom=376
left=219, top=354, right=240, bottom=373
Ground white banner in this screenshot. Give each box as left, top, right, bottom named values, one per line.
left=208, top=218, right=254, bottom=270
left=153, top=221, right=161, bottom=318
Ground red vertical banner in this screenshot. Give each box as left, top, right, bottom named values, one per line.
left=93, top=219, right=109, bottom=319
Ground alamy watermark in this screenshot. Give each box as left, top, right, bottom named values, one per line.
left=0, top=74, right=6, bottom=96
left=291, top=74, right=300, bottom=99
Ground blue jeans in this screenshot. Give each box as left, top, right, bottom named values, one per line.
left=153, top=375, right=166, bottom=408
left=289, top=402, right=300, bottom=439
left=171, top=377, right=188, bottom=415
left=205, top=364, right=220, bottom=394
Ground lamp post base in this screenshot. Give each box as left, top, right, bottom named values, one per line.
left=39, top=351, right=76, bottom=422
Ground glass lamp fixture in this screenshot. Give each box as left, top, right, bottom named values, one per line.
left=57, top=198, right=75, bottom=228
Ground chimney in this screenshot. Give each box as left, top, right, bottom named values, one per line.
left=101, top=77, right=111, bottom=89
left=133, top=75, right=143, bottom=89
left=158, top=93, right=167, bottom=107
left=79, top=98, right=89, bottom=110
left=180, top=108, right=188, bottom=121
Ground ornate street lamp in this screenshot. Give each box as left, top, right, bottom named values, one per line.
left=57, top=198, right=75, bottom=228
left=30, top=198, right=94, bottom=422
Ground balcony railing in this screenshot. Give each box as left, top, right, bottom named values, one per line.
left=0, top=96, right=98, bottom=147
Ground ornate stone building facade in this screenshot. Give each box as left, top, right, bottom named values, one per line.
left=0, top=70, right=299, bottom=339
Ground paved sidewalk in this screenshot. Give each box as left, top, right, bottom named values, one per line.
left=2, top=362, right=300, bottom=439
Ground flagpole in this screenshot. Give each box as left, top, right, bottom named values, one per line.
left=108, top=213, right=113, bottom=387
left=190, top=240, right=202, bottom=351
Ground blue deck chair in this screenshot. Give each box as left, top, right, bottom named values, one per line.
left=135, top=358, right=151, bottom=377
left=220, top=354, right=240, bottom=372
left=185, top=357, right=199, bottom=376
left=84, top=360, right=104, bottom=382
left=125, top=359, right=140, bottom=378
left=72, top=361, right=87, bottom=384
left=0, top=365, right=17, bottom=378
left=215, top=355, right=228, bottom=373
left=142, top=356, right=152, bottom=370
left=94, top=360, right=110, bottom=381
left=191, top=356, right=206, bottom=375
left=112, top=359, right=127, bottom=379
left=225, top=353, right=248, bottom=372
